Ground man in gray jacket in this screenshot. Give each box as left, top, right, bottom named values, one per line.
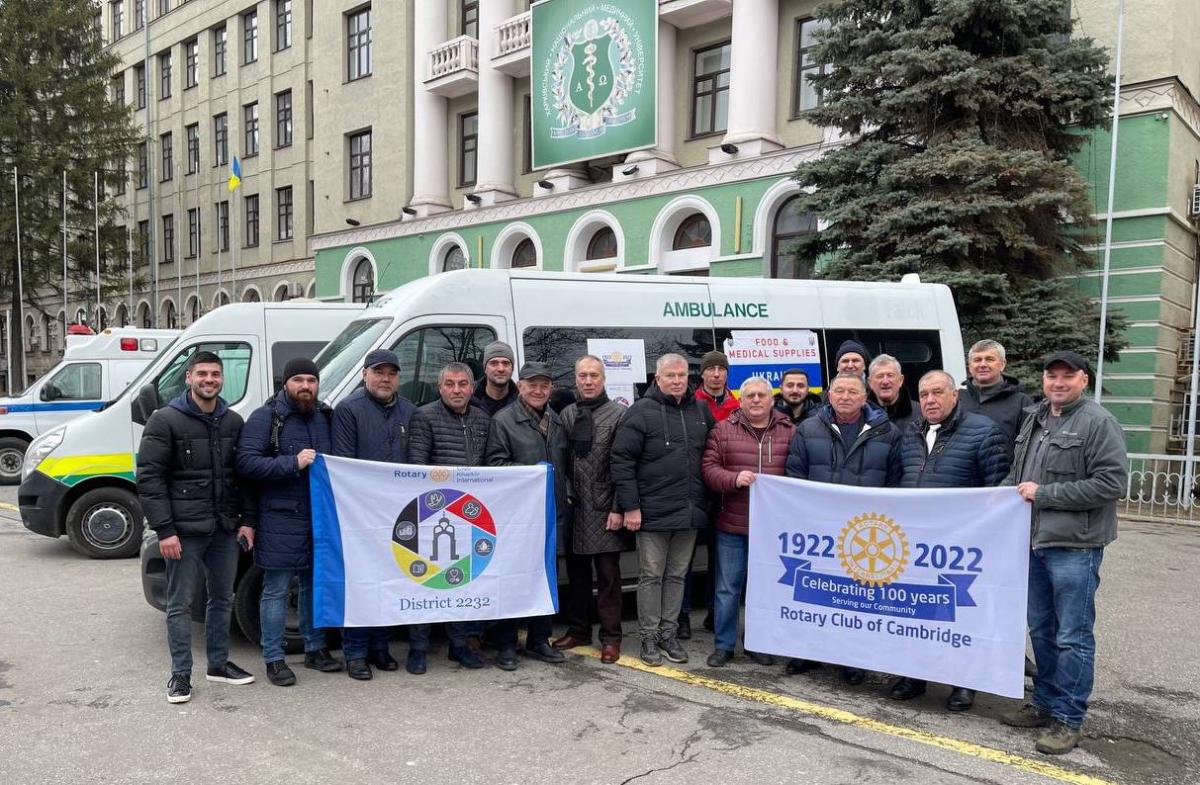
left=1001, top=351, right=1127, bottom=755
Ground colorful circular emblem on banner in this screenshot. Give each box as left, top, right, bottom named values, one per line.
left=838, top=512, right=910, bottom=586
left=391, top=488, right=497, bottom=590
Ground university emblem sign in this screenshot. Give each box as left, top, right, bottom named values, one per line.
left=532, top=0, right=657, bottom=169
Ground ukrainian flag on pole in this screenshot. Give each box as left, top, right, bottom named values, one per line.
left=227, top=156, right=242, bottom=191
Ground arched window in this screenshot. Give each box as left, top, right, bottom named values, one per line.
left=164, top=301, right=178, bottom=329
left=244, top=288, right=261, bottom=303
left=672, top=214, right=712, bottom=250
left=188, top=297, right=201, bottom=324
left=771, top=195, right=818, bottom=279
left=97, top=306, right=109, bottom=331
left=586, top=227, right=618, bottom=261
left=139, top=303, right=152, bottom=328
left=274, top=284, right=290, bottom=302
left=41, top=313, right=53, bottom=353
left=351, top=258, right=374, bottom=303
left=511, top=238, right=537, bottom=269
left=116, top=304, right=129, bottom=327
left=75, top=308, right=87, bottom=327
left=217, top=291, right=230, bottom=307
left=25, top=315, right=37, bottom=352
left=442, top=245, right=467, bottom=272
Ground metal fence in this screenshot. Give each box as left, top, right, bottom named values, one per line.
left=1121, top=453, right=1200, bottom=524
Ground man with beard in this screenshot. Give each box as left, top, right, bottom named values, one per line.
left=774, top=368, right=822, bottom=424
left=138, top=351, right=254, bottom=703
left=333, top=349, right=418, bottom=678
left=236, top=358, right=341, bottom=687
left=471, top=341, right=519, bottom=417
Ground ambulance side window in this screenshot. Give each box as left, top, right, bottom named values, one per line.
left=44, top=363, right=102, bottom=400
left=153, top=342, right=253, bottom=407
left=388, top=326, right=497, bottom=406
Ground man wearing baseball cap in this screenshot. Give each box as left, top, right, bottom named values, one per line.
left=333, top=349, right=419, bottom=678
left=1001, top=350, right=1127, bottom=755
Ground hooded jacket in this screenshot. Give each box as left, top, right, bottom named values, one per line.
left=899, top=405, right=1011, bottom=488
left=959, top=375, right=1036, bottom=456
left=773, top=391, right=822, bottom=424
left=610, top=384, right=715, bottom=531
left=701, top=408, right=794, bottom=535
left=785, top=403, right=903, bottom=488
left=136, top=391, right=244, bottom=539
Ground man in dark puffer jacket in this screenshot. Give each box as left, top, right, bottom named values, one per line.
left=891, top=370, right=1011, bottom=710
left=236, top=358, right=340, bottom=687
left=611, top=353, right=714, bottom=667
left=785, top=372, right=903, bottom=683
left=138, top=351, right=254, bottom=703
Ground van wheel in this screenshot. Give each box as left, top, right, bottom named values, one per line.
left=0, top=437, right=29, bottom=485
left=65, top=488, right=142, bottom=559
left=234, top=565, right=304, bottom=655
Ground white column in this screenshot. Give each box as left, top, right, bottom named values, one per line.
left=409, top=0, right=451, bottom=216
left=473, top=0, right=517, bottom=204
left=620, top=21, right=679, bottom=179
left=722, top=0, right=781, bottom=155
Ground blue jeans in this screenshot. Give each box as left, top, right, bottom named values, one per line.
left=342, top=626, right=394, bottom=660
left=1028, top=547, right=1104, bottom=729
left=260, top=568, right=326, bottom=663
left=163, top=530, right=239, bottom=675
left=713, top=530, right=748, bottom=652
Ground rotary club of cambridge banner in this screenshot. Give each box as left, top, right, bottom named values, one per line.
left=745, top=476, right=1031, bottom=698
left=531, top=0, right=658, bottom=169
left=310, top=456, right=558, bottom=628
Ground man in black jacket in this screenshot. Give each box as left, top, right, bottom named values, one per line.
left=333, top=349, right=418, bottom=679
left=471, top=340, right=519, bottom=416
left=774, top=368, right=821, bottom=424
left=407, top=360, right=491, bottom=670
left=137, top=351, right=254, bottom=703
left=485, top=361, right=571, bottom=670
left=959, top=339, right=1034, bottom=456
left=868, top=354, right=919, bottom=429
left=611, top=353, right=714, bottom=667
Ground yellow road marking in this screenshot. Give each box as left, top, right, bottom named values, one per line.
left=572, top=647, right=1115, bottom=785
left=0, top=501, right=18, bottom=512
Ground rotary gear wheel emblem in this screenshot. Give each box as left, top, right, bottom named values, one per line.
left=838, top=513, right=910, bottom=587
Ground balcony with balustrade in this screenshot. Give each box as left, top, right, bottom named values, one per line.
left=425, top=35, right=479, bottom=98
left=493, top=11, right=531, bottom=77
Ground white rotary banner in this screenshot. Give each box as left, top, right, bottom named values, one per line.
left=310, top=455, right=558, bottom=628
left=744, top=476, right=1031, bottom=698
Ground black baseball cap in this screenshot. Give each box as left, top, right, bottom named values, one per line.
left=1043, top=351, right=1090, bottom=373
left=364, top=349, right=400, bottom=370
left=518, top=361, right=553, bottom=381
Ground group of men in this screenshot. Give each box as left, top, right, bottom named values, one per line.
left=137, top=334, right=1125, bottom=757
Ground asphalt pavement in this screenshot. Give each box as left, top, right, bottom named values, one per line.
left=0, top=485, right=1195, bottom=785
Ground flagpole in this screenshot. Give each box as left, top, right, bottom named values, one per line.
left=231, top=191, right=238, bottom=299
left=62, top=171, right=68, bottom=342
left=13, top=167, right=25, bottom=392
left=176, top=161, right=182, bottom=327
left=127, top=225, right=133, bottom=320
left=94, top=171, right=101, bottom=327
left=215, top=163, right=222, bottom=315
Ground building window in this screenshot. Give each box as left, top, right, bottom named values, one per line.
left=112, top=1, right=124, bottom=39
left=160, top=132, right=173, bottom=181
left=793, top=19, right=831, bottom=114
left=243, top=102, right=259, bottom=157
left=158, top=0, right=170, bottom=16
left=213, top=112, right=228, bottom=165
left=115, top=159, right=126, bottom=195
left=348, top=129, right=371, bottom=199
left=442, top=246, right=467, bottom=272
left=512, top=238, right=537, bottom=269
left=275, top=0, right=292, bottom=51
left=461, top=1, right=478, bottom=38
left=187, top=207, right=200, bottom=258
left=672, top=214, right=712, bottom=250
left=275, top=90, right=293, bottom=148
left=212, top=25, right=227, bottom=76
left=164, top=301, right=178, bottom=329
left=216, top=200, right=229, bottom=252
left=351, top=258, right=374, bottom=303
left=162, top=214, right=175, bottom=263
left=276, top=186, right=293, bottom=241
left=137, top=142, right=148, bottom=188
left=771, top=195, right=818, bottom=279
left=135, top=63, right=146, bottom=108
left=691, top=42, right=731, bottom=137
left=185, top=123, right=200, bottom=174
left=586, top=227, right=618, bottom=260
left=138, top=220, right=150, bottom=265
left=133, top=0, right=145, bottom=30
left=458, top=112, right=477, bottom=187
left=243, top=10, right=258, bottom=64
left=347, top=7, right=372, bottom=81
left=184, top=38, right=199, bottom=88
left=245, top=194, right=260, bottom=247
left=111, top=74, right=125, bottom=106
left=158, top=50, right=172, bottom=99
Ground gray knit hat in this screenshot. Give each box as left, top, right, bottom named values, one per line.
left=483, top=340, right=515, bottom=364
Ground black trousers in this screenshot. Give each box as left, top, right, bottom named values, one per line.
left=562, top=550, right=623, bottom=645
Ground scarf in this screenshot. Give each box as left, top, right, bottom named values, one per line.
left=571, top=392, right=610, bottom=457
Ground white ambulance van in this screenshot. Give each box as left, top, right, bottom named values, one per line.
left=18, top=302, right=362, bottom=558
left=0, top=328, right=177, bottom=484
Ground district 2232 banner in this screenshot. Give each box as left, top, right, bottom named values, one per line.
left=531, top=0, right=658, bottom=169
left=310, top=456, right=557, bottom=628
left=745, top=476, right=1031, bottom=698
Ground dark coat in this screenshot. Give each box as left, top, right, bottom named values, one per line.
left=471, top=378, right=519, bottom=417
left=695, top=387, right=740, bottom=422
left=136, top=392, right=244, bottom=539
left=785, top=403, right=903, bottom=488
left=701, top=409, right=794, bottom=536
left=408, top=399, right=491, bottom=467
left=773, top=392, right=822, bottom=425
left=332, top=388, right=416, bottom=463
left=610, top=384, right=715, bottom=531
left=560, top=398, right=628, bottom=554
left=236, top=390, right=333, bottom=570
left=870, top=388, right=920, bottom=431
left=485, top=400, right=571, bottom=529
left=899, top=406, right=1011, bottom=488
left=959, top=375, right=1035, bottom=457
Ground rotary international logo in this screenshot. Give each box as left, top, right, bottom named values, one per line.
left=391, top=489, right=497, bottom=590
left=429, top=467, right=452, bottom=483
left=838, top=513, right=910, bottom=587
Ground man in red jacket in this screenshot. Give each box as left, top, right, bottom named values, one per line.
left=695, top=351, right=740, bottom=421
left=700, top=376, right=795, bottom=667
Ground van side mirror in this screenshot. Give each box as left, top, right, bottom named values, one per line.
left=40, top=384, right=60, bottom=402
left=131, top=384, right=160, bottom=426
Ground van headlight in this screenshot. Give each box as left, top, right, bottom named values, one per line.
left=22, top=427, right=65, bottom=482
